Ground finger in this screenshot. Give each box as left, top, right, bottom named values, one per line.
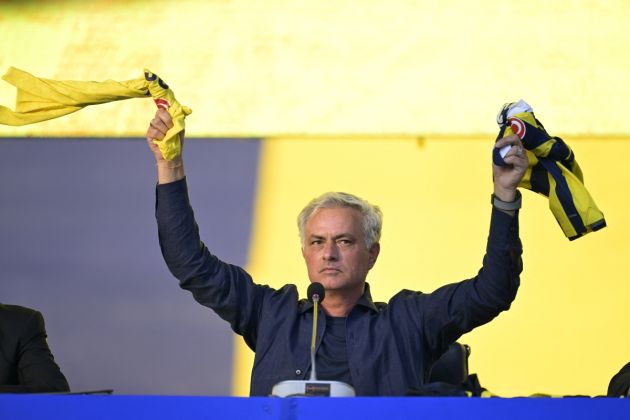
left=147, top=119, right=169, bottom=142
left=502, top=146, right=528, bottom=167
left=155, top=108, right=174, bottom=130
left=147, top=126, right=162, bottom=142
left=495, top=133, right=521, bottom=149
left=151, top=116, right=170, bottom=134
left=506, top=145, right=524, bottom=158
left=496, top=134, right=525, bottom=162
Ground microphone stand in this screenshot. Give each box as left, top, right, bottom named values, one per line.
left=271, top=283, right=356, bottom=397
left=309, top=293, right=320, bottom=381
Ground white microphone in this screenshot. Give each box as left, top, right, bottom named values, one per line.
left=271, top=282, right=356, bottom=397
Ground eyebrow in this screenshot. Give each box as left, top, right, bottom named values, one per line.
left=308, top=233, right=356, bottom=241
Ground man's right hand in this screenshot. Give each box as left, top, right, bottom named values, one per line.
left=146, top=108, right=186, bottom=184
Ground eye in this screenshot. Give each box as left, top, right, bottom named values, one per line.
left=338, top=239, right=353, bottom=246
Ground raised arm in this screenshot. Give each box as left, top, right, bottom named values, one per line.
left=398, top=133, right=529, bottom=363
left=146, top=109, right=270, bottom=349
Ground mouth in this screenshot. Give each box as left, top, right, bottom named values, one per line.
left=320, top=267, right=341, bottom=273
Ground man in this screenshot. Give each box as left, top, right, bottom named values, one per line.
left=0, top=304, right=70, bottom=393
left=146, top=109, right=527, bottom=396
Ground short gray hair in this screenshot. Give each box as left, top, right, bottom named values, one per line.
left=297, top=192, right=382, bottom=248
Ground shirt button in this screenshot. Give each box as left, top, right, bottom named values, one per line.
left=295, top=369, right=302, bottom=375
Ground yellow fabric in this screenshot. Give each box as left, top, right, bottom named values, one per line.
left=0, top=67, right=191, bottom=160
left=498, top=102, right=605, bottom=240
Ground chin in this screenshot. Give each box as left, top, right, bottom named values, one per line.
left=320, top=279, right=352, bottom=291
left=314, top=277, right=337, bottom=288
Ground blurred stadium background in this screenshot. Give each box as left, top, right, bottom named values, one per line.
left=1, top=0, right=628, bottom=397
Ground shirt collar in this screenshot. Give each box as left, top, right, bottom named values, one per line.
left=299, top=282, right=378, bottom=314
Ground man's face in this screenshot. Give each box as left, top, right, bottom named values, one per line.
left=302, top=206, right=380, bottom=293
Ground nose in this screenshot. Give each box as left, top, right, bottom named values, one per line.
left=322, top=241, right=339, bottom=261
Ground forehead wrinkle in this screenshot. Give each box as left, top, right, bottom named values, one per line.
left=305, top=207, right=364, bottom=240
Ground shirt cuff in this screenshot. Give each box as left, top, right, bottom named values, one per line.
left=488, top=206, right=520, bottom=252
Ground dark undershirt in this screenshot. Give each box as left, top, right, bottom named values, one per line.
left=313, top=315, right=352, bottom=386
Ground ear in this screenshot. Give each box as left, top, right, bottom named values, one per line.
left=367, top=242, right=380, bottom=269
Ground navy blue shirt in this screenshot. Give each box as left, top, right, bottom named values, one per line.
left=156, top=178, right=522, bottom=396
left=315, top=316, right=352, bottom=385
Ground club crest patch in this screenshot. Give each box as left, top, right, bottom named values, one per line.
left=508, top=117, right=526, bottom=139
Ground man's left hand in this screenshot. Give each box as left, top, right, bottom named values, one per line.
left=492, top=134, right=528, bottom=202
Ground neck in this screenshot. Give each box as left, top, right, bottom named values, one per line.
left=321, top=284, right=364, bottom=317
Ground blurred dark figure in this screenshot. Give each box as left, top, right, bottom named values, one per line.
left=0, top=304, right=70, bottom=393
left=608, top=362, right=630, bottom=397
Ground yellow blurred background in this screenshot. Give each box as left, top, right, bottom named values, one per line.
left=1, top=0, right=628, bottom=397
